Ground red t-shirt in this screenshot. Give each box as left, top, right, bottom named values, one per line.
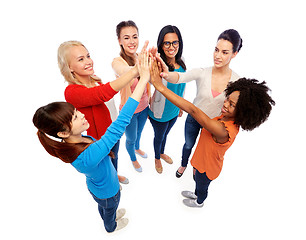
left=64, top=82, right=118, bottom=139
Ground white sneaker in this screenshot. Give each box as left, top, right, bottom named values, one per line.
left=181, top=191, right=197, bottom=199
left=183, top=199, right=204, bottom=208
left=116, top=208, right=126, bottom=221
left=115, top=218, right=129, bottom=231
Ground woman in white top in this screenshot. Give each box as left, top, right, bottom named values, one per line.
left=156, top=29, right=243, bottom=177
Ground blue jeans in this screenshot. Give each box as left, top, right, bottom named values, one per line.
left=90, top=190, right=121, bottom=233
left=111, top=140, right=120, bottom=170
left=149, top=116, right=177, bottom=159
left=181, top=114, right=202, bottom=167
left=194, top=170, right=212, bottom=204
left=125, top=107, right=149, bottom=162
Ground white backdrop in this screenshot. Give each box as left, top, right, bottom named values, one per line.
left=1, top=0, right=305, bottom=239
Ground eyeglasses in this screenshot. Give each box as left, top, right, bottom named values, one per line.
left=163, top=40, right=179, bottom=49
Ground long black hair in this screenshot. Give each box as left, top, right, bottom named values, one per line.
left=157, top=25, right=186, bottom=71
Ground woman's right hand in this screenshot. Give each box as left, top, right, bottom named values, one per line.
left=150, top=47, right=169, bottom=80
left=137, top=41, right=150, bottom=83
left=150, top=59, right=165, bottom=92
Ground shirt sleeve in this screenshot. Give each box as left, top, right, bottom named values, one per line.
left=112, top=57, right=134, bottom=76
left=64, top=82, right=118, bottom=108
left=177, top=68, right=204, bottom=84
left=82, top=97, right=139, bottom=167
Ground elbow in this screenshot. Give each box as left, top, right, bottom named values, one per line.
left=188, top=106, right=201, bottom=120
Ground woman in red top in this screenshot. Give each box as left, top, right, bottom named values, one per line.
left=58, top=40, right=148, bottom=184
left=150, top=58, right=275, bottom=208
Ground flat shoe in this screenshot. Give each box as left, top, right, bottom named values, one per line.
left=134, top=166, right=143, bottom=173
left=183, top=199, right=204, bottom=208
left=176, top=166, right=186, bottom=178
left=181, top=191, right=197, bottom=199
left=160, top=154, right=173, bottom=164
left=155, top=160, right=163, bottom=174
left=116, top=208, right=126, bottom=221
left=119, top=177, right=129, bottom=184
left=114, top=218, right=129, bottom=232
left=135, top=151, right=148, bottom=158
left=176, top=170, right=183, bottom=178
left=132, top=161, right=143, bottom=173
left=155, top=166, right=163, bottom=174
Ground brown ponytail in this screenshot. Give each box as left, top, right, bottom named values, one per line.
left=33, top=102, right=90, bottom=163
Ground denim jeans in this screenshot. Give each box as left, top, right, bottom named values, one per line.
left=181, top=114, right=202, bottom=167
left=149, top=116, right=177, bottom=159
left=111, top=140, right=120, bottom=170
left=90, top=190, right=121, bottom=233
left=194, top=170, right=212, bottom=204
left=125, top=107, right=148, bottom=162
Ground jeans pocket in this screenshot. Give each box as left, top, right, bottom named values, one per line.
left=113, top=191, right=121, bottom=205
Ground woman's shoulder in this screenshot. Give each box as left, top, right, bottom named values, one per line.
left=65, top=83, right=85, bottom=92
left=230, top=69, right=240, bottom=81
left=112, top=56, right=127, bottom=66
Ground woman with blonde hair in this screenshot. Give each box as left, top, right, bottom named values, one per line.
left=58, top=40, right=147, bottom=183
left=33, top=49, right=151, bottom=231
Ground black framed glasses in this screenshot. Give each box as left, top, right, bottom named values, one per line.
left=163, top=40, right=179, bottom=49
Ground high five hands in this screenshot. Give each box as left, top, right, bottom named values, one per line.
left=136, top=42, right=169, bottom=92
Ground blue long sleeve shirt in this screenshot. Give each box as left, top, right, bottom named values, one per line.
left=71, top=97, right=138, bottom=199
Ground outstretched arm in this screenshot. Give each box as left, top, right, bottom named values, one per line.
left=130, top=47, right=151, bottom=102
left=150, top=60, right=229, bottom=142
left=109, top=41, right=149, bottom=91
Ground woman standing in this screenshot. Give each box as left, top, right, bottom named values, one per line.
left=157, top=29, right=243, bottom=178
left=33, top=50, right=151, bottom=232
left=58, top=40, right=142, bottom=184
left=112, top=20, right=151, bottom=173
left=148, top=25, right=186, bottom=174
left=150, top=59, right=275, bottom=208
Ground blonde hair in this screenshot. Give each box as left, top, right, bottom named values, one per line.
left=57, top=40, right=101, bottom=85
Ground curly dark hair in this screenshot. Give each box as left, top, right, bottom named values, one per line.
left=224, top=78, right=275, bottom=131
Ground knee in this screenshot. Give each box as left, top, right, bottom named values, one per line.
left=126, top=139, right=136, bottom=146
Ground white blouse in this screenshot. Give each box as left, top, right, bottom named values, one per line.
left=177, top=67, right=239, bottom=119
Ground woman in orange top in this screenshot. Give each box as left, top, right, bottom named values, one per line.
left=149, top=58, right=275, bottom=208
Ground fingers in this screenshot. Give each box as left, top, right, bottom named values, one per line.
left=141, top=40, right=149, bottom=53
left=150, top=59, right=160, bottom=79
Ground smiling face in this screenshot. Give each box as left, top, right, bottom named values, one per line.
left=221, top=91, right=240, bottom=120
left=69, top=109, right=90, bottom=136
left=68, top=45, right=94, bottom=78
left=162, top=32, right=179, bottom=61
left=213, top=39, right=237, bottom=68
left=118, top=26, right=139, bottom=56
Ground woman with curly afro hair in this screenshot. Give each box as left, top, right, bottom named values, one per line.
left=149, top=59, right=275, bottom=208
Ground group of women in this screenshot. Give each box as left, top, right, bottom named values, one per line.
left=33, top=20, right=275, bottom=233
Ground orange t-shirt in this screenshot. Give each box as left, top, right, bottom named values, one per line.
left=190, top=115, right=239, bottom=180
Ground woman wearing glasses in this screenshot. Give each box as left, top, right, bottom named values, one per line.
left=148, top=25, right=186, bottom=174
left=112, top=20, right=151, bottom=173
left=156, top=29, right=243, bottom=178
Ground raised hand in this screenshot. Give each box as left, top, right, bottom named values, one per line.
left=137, top=48, right=151, bottom=84
left=150, top=59, right=165, bottom=91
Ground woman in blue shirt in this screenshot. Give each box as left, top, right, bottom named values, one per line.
left=32, top=49, right=150, bottom=233
left=148, top=25, right=186, bottom=174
